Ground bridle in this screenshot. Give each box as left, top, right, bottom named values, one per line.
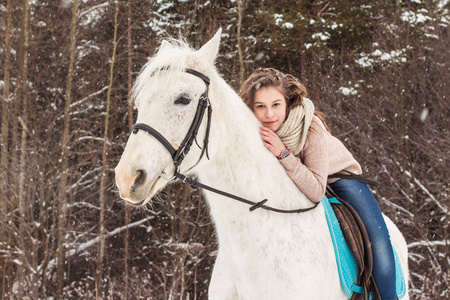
left=132, top=68, right=212, bottom=174
left=130, top=67, right=318, bottom=226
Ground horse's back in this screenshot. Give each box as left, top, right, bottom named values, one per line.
left=385, top=214, right=410, bottom=300
left=209, top=206, right=348, bottom=299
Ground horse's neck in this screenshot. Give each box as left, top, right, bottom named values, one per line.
left=196, top=76, right=313, bottom=221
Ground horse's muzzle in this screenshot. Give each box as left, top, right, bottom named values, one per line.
left=115, top=165, right=149, bottom=204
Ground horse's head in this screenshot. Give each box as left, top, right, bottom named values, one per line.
left=115, top=29, right=222, bottom=206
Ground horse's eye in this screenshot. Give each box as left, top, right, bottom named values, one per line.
left=175, top=96, right=191, bottom=105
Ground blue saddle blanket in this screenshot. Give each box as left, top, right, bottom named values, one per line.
left=322, top=196, right=407, bottom=299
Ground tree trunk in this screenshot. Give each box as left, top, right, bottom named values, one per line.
left=0, top=0, right=13, bottom=291
left=1, top=0, right=12, bottom=212
left=17, top=0, right=30, bottom=298
left=96, top=1, right=119, bottom=298
left=18, top=0, right=30, bottom=231
left=236, top=0, right=245, bottom=85
left=124, top=1, right=134, bottom=299
left=56, top=0, right=79, bottom=298
left=299, top=31, right=306, bottom=84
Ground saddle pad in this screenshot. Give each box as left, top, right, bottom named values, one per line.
left=322, top=196, right=407, bottom=299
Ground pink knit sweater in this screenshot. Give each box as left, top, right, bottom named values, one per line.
left=279, top=116, right=362, bottom=203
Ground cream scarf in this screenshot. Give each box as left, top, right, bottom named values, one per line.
left=276, top=98, right=315, bottom=155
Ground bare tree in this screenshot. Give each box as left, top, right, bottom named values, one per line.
left=56, top=0, right=79, bottom=298
left=0, top=0, right=13, bottom=290
left=1, top=0, right=12, bottom=212
left=18, top=0, right=30, bottom=225
left=16, top=0, right=31, bottom=298
left=124, top=1, right=134, bottom=298
left=97, top=0, right=119, bottom=298
left=236, top=0, right=245, bottom=85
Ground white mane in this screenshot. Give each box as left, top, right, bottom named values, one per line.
left=132, top=39, right=206, bottom=107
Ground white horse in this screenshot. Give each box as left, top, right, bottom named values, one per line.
left=115, top=29, right=409, bottom=300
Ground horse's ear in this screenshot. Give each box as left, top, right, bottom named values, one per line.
left=198, top=28, right=222, bottom=66
left=158, top=40, right=172, bottom=54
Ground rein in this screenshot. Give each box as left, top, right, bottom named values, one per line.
left=131, top=67, right=319, bottom=227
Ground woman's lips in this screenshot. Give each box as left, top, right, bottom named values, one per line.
left=264, top=121, right=277, bottom=125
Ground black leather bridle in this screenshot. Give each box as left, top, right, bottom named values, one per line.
left=132, top=68, right=212, bottom=172
left=130, top=67, right=318, bottom=221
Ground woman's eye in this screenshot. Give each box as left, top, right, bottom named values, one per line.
left=175, top=96, right=191, bottom=105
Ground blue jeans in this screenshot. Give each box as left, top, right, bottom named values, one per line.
left=329, top=179, right=397, bottom=300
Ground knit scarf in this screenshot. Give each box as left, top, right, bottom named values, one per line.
left=275, top=98, right=315, bottom=156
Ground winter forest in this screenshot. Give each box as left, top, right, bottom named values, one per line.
left=0, top=0, right=449, bottom=299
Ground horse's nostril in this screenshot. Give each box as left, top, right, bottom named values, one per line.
left=132, top=169, right=147, bottom=191
left=131, top=170, right=147, bottom=193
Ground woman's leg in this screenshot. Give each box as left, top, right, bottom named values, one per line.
left=329, top=178, right=397, bottom=300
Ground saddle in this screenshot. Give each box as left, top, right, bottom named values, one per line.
left=327, top=192, right=380, bottom=300
left=326, top=171, right=382, bottom=300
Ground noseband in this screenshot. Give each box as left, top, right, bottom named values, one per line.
left=132, top=67, right=212, bottom=173
left=130, top=67, right=318, bottom=223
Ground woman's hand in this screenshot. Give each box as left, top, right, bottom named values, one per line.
left=259, top=126, right=286, bottom=157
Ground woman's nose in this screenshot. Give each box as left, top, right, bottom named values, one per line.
left=265, top=108, right=274, bottom=118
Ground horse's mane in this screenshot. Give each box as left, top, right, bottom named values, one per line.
left=132, top=38, right=201, bottom=106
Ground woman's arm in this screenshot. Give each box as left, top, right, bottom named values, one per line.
left=279, top=126, right=329, bottom=203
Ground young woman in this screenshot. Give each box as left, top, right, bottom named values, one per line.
left=239, top=68, right=397, bottom=300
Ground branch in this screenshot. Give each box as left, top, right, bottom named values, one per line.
left=408, top=240, right=450, bottom=249
left=78, top=2, right=109, bottom=20
left=70, top=85, right=109, bottom=109
left=406, top=172, right=449, bottom=215
left=40, top=215, right=154, bottom=275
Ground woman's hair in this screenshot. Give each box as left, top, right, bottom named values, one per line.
left=239, top=68, right=330, bottom=133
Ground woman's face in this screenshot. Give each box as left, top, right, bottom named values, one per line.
left=253, top=86, right=287, bottom=131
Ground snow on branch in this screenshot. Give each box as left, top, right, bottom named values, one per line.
left=381, top=164, right=415, bottom=203
left=78, top=2, right=109, bottom=23
left=40, top=216, right=153, bottom=275
left=70, top=86, right=109, bottom=109
left=403, top=170, right=449, bottom=215
left=67, top=167, right=102, bottom=193
left=408, top=240, right=450, bottom=249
